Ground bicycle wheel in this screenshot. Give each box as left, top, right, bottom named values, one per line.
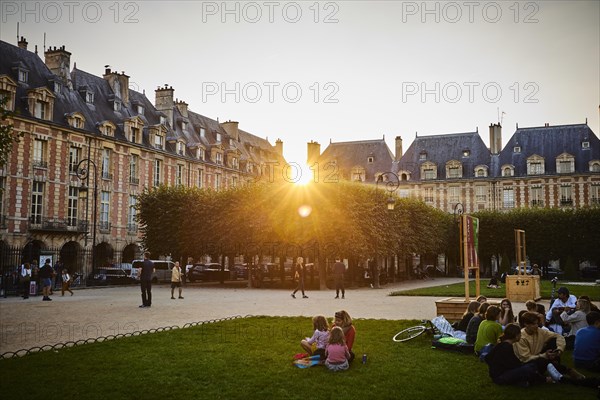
left=392, top=325, right=427, bottom=342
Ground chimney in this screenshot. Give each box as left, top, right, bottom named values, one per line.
left=220, top=120, right=239, bottom=141
left=155, top=85, right=174, bottom=127
left=17, top=36, right=28, bottom=50
left=395, top=136, right=403, bottom=161
left=103, top=69, right=130, bottom=105
left=275, top=138, right=283, bottom=156
left=175, top=99, right=189, bottom=118
left=44, top=45, right=72, bottom=89
left=307, top=140, right=321, bottom=165
left=489, top=123, right=502, bottom=155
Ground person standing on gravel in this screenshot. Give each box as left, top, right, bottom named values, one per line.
left=170, top=261, right=184, bottom=300
left=139, top=252, right=154, bottom=308
left=333, top=257, right=346, bottom=299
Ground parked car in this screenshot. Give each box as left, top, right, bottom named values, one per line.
left=233, top=263, right=248, bottom=279
left=131, top=259, right=175, bottom=283
left=187, top=263, right=232, bottom=282
left=545, top=265, right=564, bottom=279
left=512, top=264, right=533, bottom=275
left=580, top=263, right=599, bottom=280
left=86, top=268, right=136, bottom=286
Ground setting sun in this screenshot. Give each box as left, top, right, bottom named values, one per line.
left=285, top=161, right=314, bottom=185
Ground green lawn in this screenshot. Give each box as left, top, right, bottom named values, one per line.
left=390, top=280, right=600, bottom=301
left=0, top=317, right=598, bottom=400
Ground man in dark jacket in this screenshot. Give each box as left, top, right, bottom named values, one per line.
left=333, top=257, right=346, bottom=299
left=139, top=252, right=154, bottom=308
left=39, top=258, right=54, bottom=301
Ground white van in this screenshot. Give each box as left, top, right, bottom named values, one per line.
left=131, top=260, right=175, bottom=283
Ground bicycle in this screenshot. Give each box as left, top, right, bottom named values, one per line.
left=392, top=319, right=440, bottom=342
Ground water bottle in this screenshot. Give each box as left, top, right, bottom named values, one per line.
left=362, top=353, right=367, bottom=364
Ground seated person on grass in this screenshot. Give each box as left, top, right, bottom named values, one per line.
left=573, top=311, right=600, bottom=372
left=546, top=287, right=577, bottom=334
left=498, top=298, right=516, bottom=327
left=456, top=301, right=480, bottom=332
left=484, top=323, right=549, bottom=387
left=487, top=274, right=500, bottom=289
left=561, top=298, right=590, bottom=350
left=466, top=302, right=490, bottom=345
left=475, top=305, right=503, bottom=355
left=579, top=295, right=600, bottom=312
left=332, top=310, right=356, bottom=363
left=514, top=312, right=592, bottom=385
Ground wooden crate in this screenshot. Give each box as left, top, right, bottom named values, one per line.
left=505, top=275, right=541, bottom=302
left=435, top=297, right=502, bottom=321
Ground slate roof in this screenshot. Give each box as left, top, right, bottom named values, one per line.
left=318, top=139, right=394, bottom=182
left=395, top=130, right=491, bottom=180
left=0, top=39, right=284, bottom=167
left=497, top=124, right=600, bottom=176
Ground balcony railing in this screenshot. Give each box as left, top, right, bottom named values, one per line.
left=32, top=160, right=48, bottom=169
left=29, top=217, right=88, bottom=232
left=98, top=221, right=111, bottom=232
left=127, top=223, right=138, bottom=234
left=591, top=197, right=600, bottom=205
left=560, top=198, right=573, bottom=206
left=531, top=199, right=544, bottom=207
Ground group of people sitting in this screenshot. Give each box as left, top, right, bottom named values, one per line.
left=298, top=310, right=356, bottom=371
left=451, top=290, right=600, bottom=390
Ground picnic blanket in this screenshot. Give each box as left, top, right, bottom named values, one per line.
left=292, top=354, right=321, bottom=368
left=431, top=316, right=467, bottom=341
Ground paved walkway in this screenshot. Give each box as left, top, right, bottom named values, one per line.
left=0, top=278, right=536, bottom=355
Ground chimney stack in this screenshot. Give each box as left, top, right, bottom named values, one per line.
left=155, top=85, right=174, bottom=128
left=489, top=123, right=502, bottom=155
left=44, top=45, right=72, bottom=89
left=395, top=136, right=403, bottom=161
left=220, top=120, right=239, bottom=141
left=275, top=139, right=283, bottom=156
left=307, top=140, right=321, bottom=165
left=175, top=99, right=189, bottom=118
left=17, top=36, right=28, bottom=50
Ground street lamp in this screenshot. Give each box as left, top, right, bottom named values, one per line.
left=376, top=172, right=400, bottom=210
left=76, top=159, right=98, bottom=274
left=453, top=202, right=464, bottom=223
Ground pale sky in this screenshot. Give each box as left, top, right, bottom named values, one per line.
left=1, top=0, right=598, bottom=165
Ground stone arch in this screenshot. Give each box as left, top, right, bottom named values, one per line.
left=60, top=241, right=83, bottom=273
left=122, top=243, right=141, bottom=263
left=21, top=240, right=46, bottom=266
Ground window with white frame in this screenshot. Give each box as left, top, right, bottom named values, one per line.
left=216, top=152, right=223, bottom=165
left=530, top=186, right=543, bottom=207
left=69, top=147, right=80, bottom=174
left=215, top=174, right=221, bottom=190
left=475, top=185, right=487, bottom=202
left=419, top=152, right=427, bottom=161
left=367, top=156, right=374, bottom=164
left=18, top=69, right=28, bottom=83
left=556, top=154, right=575, bottom=174
left=113, top=100, right=121, bottom=112
left=447, top=166, right=461, bottom=178
left=216, top=132, right=222, bottom=142
left=137, top=105, right=144, bottom=115
left=99, top=191, right=110, bottom=230
left=197, top=169, right=203, bottom=188
left=160, top=116, right=167, bottom=125
left=448, top=186, right=460, bottom=204
left=30, top=181, right=44, bottom=224
left=589, top=161, right=600, bottom=173
left=129, top=155, right=139, bottom=184
left=232, top=157, right=239, bottom=169
left=503, top=187, right=515, bottom=209
left=104, top=124, right=114, bottom=137
left=200, top=127, right=206, bottom=137
left=154, top=159, right=162, bottom=186
left=475, top=167, right=487, bottom=177
left=423, top=187, right=434, bottom=203
left=34, top=100, right=48, bottom=119
left=177, top=142, right=185, bottom=155
left=591, top=185, right=600, bottom=205
left=128, top=195, right=137, bottom=231
left=582, top=141, right=590, bottom=149
left=176, top=164, right=184, bottom=186
left=513, top=146, right=521, bottom=153
left=528, top=161, right=544, bottom=175
left=101, top=149, right=111, bottom=180
left=560, top=185, right=573, bottom=205
left=33, top=139, right=47, bottom=168
left=154, top=134, right=163, bottom=150
left=86, top=91, right=94, bottom=104
left=130, top=127, right=139, bottom=143
left=67, top=187, right=78, bottom=226
left=231, top=176, right=238, bottom=187
left=502, top=166, right=514, bottom=177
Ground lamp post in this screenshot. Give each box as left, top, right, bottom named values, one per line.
left=376, top=172, right=400, bottom=210
left=76, top=158, right=98, bottom=274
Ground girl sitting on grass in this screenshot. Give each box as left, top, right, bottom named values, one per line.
left=325, top=326, right=350, bottom=371
left=300, top=315, right=329, bottom=360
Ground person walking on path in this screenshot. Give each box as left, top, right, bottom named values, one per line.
left=39, top=258, right=54, bottom=301
left=291, top=256, right=308, bottom=299
left=170, top=261, right=184, bottom=300
left=52, top=257, right=64, bottom=294
left=139, top=252, right=154, bottom=308
left=61, top=269, right=73, bottom=296
left=20, top=263, right=31, bottom=299
left=333, top=257, right=346, bottom=299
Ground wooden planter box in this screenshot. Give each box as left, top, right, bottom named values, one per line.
left=505, top=275, right=541, bottom=302
left=435, top=297, right=502, bottom=321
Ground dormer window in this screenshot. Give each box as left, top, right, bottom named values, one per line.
left=53, top=81, right=61, bottom=94
left=181, top=121, right=187, bottom=131
left=446, top=160, right=463, bottom=179
left=160, top=115, right=167, bottom=125
left=197, top=148, right=204, bottom=160
left=215, top=152, right=223, bottom=165
left=590, top=161, right=600, bottom=173
left=18, top=69, right=28, bottom=83
left=232, top=157, right=239, bottom=169
left=86, top=91, right=94, bottom=103
left=124, top=117, right=144, bottom=144
left=582, top=141, right=590, bottom=149
left=130, top=127, right=139, bottom=143
left=502, top=165, right=514, bottom=177
left=113, top=100, right=121, bottom=111
left=154, top=134, right=164, bottom=150
left=462, top=150, right=470, bottom=157
left=419, top=151, right=427, bottom=161
left=216, top=132, right=222, bottom=142
left=105, top=125, right=113, bottom=136
left=66, top=112, right=85, bottom=129
left=34, top=100, right=48, bottom=119
left=200, top=127, right=206, bottom=137
left=421, top=162, right=437, bottom=180
left=27, top=88, right=55, bottom=121
left=177, top=141, right=185, bottom=155
left=556, top=153, right=575, bottom=174
left=513, top=146, right=521, bottom=153
left=99, top=121, right=116, bottom=137
left=137, top=105, right=144, bottom=115
left=73, top=117, right=82, bottom=129
left=367, top=156, right=374, bottom=164
left=527, top=155, right=545, bottom=175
